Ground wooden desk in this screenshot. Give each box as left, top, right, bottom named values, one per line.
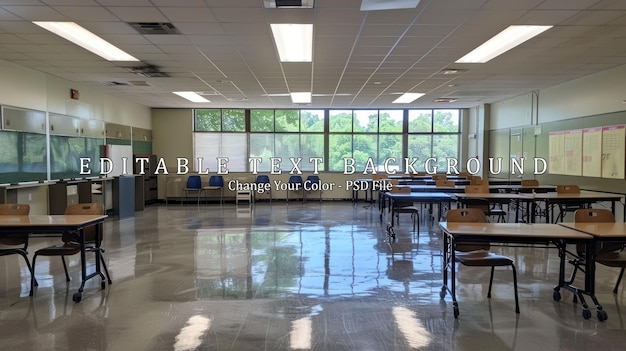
left=531, top=191, right=624, bottom=223
left=438, top=222, right=594, bottom=319
left=560, top=221, right=626, bottom=307
left=0, top=214, right=108, bottom=302
left=383, top=192, right=453, bottom=226
left=451, top=193, right=534, bottom=223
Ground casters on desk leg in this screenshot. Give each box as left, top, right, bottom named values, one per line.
left=597, top=309, right=608, bottom=322
left=453, top=303, right=459, bottom=319
left=101, top=281, right=106, bottom=290
left=440, top=287, right=446, bottom=299
left=72, top=292, right=82, bottom=303
left=582, top=308, right=592, bottom=320
left=552, top=289, right=561, bottom=301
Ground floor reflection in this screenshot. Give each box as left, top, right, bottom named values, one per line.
left=1, top=202, right=626, bottom=350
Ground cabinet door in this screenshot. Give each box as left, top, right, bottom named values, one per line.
left=81, top=119, right=105, bottom=138
left=49, top=114, right=80, bottom=136
left=2, top=107, right=46, bottom=133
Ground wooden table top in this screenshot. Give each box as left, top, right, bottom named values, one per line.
left=0, top=215, right=107, bottom=227
left=560, top=222, right=626, bottom=238
left=532, top=191, right=624, bottom=200
left=439, top=222, right=592, bottom=240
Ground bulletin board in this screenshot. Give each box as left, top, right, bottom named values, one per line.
left=601, top=125, right=625, bottom=179
left=582, top=127, right=602, bottom=177
left=549, top=124, right=625, bottom=179
left=548, top=131, right=565, bottom=175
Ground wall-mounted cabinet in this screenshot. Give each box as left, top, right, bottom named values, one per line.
left=105, top=122, right=132, bottom=140
left=132, top=127, right=152, bottom=142
left=80, top=119, right=105, bottom=138
left=49, top=114, right=80, bottom=136
left=1, top=106, right=46, bottom=133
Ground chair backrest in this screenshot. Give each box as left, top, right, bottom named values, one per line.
left=431, top=174, right=447, bottom=181
left=447, top=208, right=488, bottom=223
left=574, top=208, right=615, bottom=223
left=464, top=184, right=489, bottom=194
left=209, top=175, right=224, bottom=187
left=0, top=203, right=30, bottom=216
left=186, top=175, right=202, bottom=189
left=470, top=179, right=488, bottom=186
left=306, top=175, right=320, bottom=184
left=256, top=175, right=270, bottom=184
left=0, top=204, right=30, bottom=246
left=64, top=203, right=105, bottom=243
left=446, top=208, right=489, bottom=251
left=288, top=175, right=303, bottom=184
left=574, top=208, right=620, bottom=255
left=557, top=184, right=580, bottom=194
left=521, top=179, right=539, bottom=187
left=435, top=179, right=455, bottom=188
left=65, top=203, right=104, bottom=216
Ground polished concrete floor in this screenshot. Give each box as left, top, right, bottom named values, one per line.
left=1, top=201, right=626, bottom=350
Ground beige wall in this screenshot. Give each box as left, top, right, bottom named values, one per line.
left=152, top=108, right=194, bottom=199
left=0, top=58, right=151, bottom=127
left=0, top=58, right=151, bottom=213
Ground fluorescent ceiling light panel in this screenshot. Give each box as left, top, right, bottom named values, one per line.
left=173, top=91, right=210, bottom=103
left=291, top=92, right=312, bottom=103
left=361, top=0, right=420, bottom=11
left=392, top=93, right=424, bottom=103
left=270, top=23, right=313, bottom=62
left=32, top=21, right=139, bottom=62
left=456, top=25, right=552, bottom=63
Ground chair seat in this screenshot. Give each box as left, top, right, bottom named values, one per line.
left=456, top=251, right=514, bottom=266
left=34, top=243, right=81, bottom=256
left=597, top=251, right=626, bottom=267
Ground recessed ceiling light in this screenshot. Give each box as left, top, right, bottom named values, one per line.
left=33, top=21, right=138, bottom=61
left=291, top=92, right=312, bottom=104
left=361, top=0, right=421, bottom=11
left=392, top=93, right=425, bottom=104
left=456, top=25, right=552, bottom=63
left=173, top=91, right=210, bottom=103
left=270, top=23, right=313, bottom=62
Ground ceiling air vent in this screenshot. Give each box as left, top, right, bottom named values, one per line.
left=128, top=22, right=180, bottom=35
left=105, top=81, right=130, bottom=86
left=433, top=97, right=458, bottom=103
left=264, top=0, right=315, bottom=8
left=126, top=66, right=169, bottom=78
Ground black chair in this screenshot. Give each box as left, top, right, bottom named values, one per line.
left=389, top=186, right=420, bottom=232
left=554, top=184, right=584, bottom=223
left=0, top=204, right=36, bottom=295
left=32, top=203, right=111, bottom=294
left=446, top=208, right=520, bottom=314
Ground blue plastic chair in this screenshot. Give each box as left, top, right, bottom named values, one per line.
left=287, top=175, right=303, bottom=202
left=255, top=175, right=272, bottom=203
left=305, top=175, right=322, bottom=202
left=182, top=175, right=202, bottom=205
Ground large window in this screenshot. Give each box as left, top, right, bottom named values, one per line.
left=194, top=108, right=461, bottom=173
left=408, top=109, right=460, bottom=171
